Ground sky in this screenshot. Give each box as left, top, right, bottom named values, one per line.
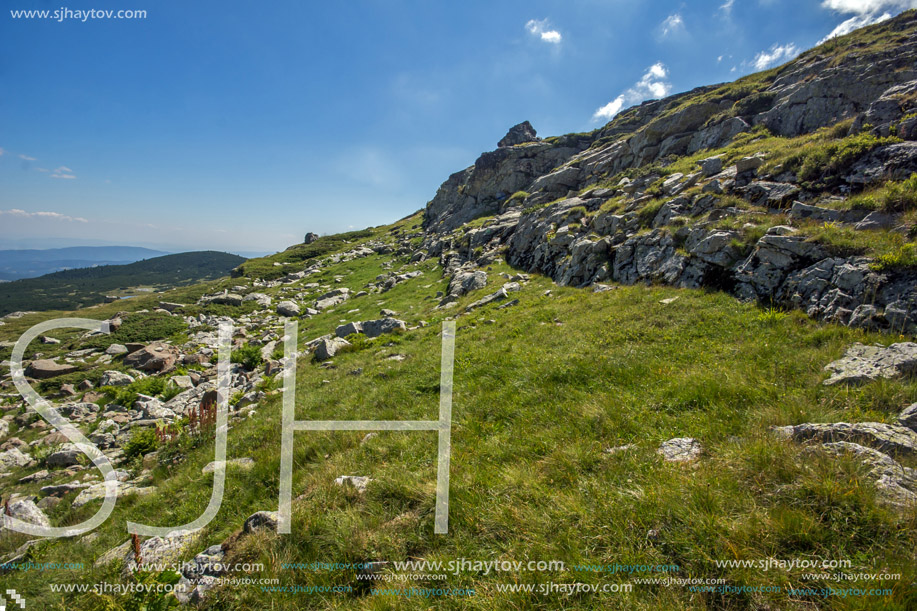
left=1, top=0, right=914, bottom=254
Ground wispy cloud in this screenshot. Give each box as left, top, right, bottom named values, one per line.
left=719, top=0, right=736, bottom=16
left=751, top=43, right=800, bottom=70
left=0, top=209, right=88, bottom=223
left=525, top=19, right=562, bottom=44
left=659, top=13, right=687, bottom=38
left=50, top=166, right=76, bottom=179
left=18, top=154, right=36, bottom=161
left=593, top=62, right=672, bottom=121
left=0, top=147, right=5, bottom=156
left=819, top=0, right=916, bottom=42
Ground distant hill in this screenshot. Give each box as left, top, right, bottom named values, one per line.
left=0, top=246, right=170, bottom=280
left=0, top=251, right=245, bottom=315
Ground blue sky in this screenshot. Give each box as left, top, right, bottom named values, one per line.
left=1, top=0, right=913, bottom=254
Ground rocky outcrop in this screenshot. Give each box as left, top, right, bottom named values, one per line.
left=822, top=343, right=917, bottom=386
left=498, top=121, right=539, bottom=148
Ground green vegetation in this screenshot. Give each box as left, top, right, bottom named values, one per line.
left=0, top=251, right=245, bottom=317
left=846, top=173, right=917, bottom=213
left=102, top=376, right=168, bottom=409
left=785, top=132, right=901, bottom=184
left=231, top=344, right=264, bottom=371
left=83, top=311, right=187, bottom=351
left=123, top=428, right=159, bottom=459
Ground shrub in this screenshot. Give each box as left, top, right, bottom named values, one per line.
left=124, top=428, right=158, bottom=459
left=231, top=344, right=264, bottom=371
left=871, top=243, right=917, bottom=271
left=846, top=174, right=917, bottom=213
left=103, top=376, right=167, bottom=409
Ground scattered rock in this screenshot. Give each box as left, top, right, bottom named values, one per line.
left=276, top=301, right=301, bottom=317
left=657, top=437, right=702, bottom=462
left=772, top=421, right=917, bottom=456
left=822, top=343, right=917, bottom=386
left=243, top=511, right=279, bottom=533
left=334, top=475, right=371, bottom=493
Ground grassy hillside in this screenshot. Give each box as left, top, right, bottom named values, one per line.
left=0, top=210, right=913, bottom=610
left=0, top=251, right=246, bottom=316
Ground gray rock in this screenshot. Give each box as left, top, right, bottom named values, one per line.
left=465, top=287, right=508, bottom=311
left=202, top=457, right=255, bottom=474
left=314, top=337, right=350, bottom=361
left=105, top=344, right=128, bottom=356
left=772, top=421, right=917, bottom=456
left=700, top=156, right=723, bottom=177
left=101, top=370, right=134, bottom=387
left=658, top=437, right=702, bottom=462
left=735, top=156, right=763, bottom=173
left=788, top=202, right=843, bottom=223
left=334, top=475, right=371, bottom=492
left=46, top=446, right=82, bottom=467
left=276, top=301, right=301, bottom=317
left=5, top=499, right=51, bottom=529
left=72, top=481, right=156, bottom=508
left=448, top=270, right=487, bottom=297
left=812, top=442, right=917, bottom=508
left=335, top=321, right=363, bottom=338
left=361, top=318, right=407, bottom=339
left=498, top=121, right=539, bottom=148
left=244, top=511, right=279, bottom=533
left=898, top=403, right=917, bottom=432
left=822, top=342, right=917, bottom=386
left=0, top=448, right=31, bottom=469
left=854, top=211, right=896, bottom=231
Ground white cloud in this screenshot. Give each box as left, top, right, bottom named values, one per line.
left=818, top=11, right=893, bottom=42
left=50, top=166, right=76, bottom=179
left=819, top=0, right=917, bottom=42
left=822, top=0, right=917, bottom=13
left=751, top=43, right=800, bottom=70
left=593, top=62, right=672, bottom=121
left=660, top=13, right=686, bottom=37
left=18, top=154, right=36, bottom=161
left=0, top=209, right=88, bottom=223
left=525, top=19, right=562, bottom=44
left=720, top=0, right=735, bottom=16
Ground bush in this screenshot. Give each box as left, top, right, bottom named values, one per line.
left=124, top=428, right=158, bottom=459
left=103, top=376, right=167, bottom=409
left=231, top=344, right=264, bottom=370
left=871, top=243, right=917, bottom=271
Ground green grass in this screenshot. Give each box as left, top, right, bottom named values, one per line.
left=2, top=249, right=916, bottom=611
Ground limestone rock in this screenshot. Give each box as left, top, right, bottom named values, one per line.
left=822, top=343, right=917, bottom=386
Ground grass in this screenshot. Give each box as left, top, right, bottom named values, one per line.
left=2, top=247, right=916, bottom=610
left=845, top=173, right=917, bottom=213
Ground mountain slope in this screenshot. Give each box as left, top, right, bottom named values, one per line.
left=0, top=246, right=170, bottom=281
left=0, top=251, right=246, bottom=316
left=1, top=13, right=917, bottom=611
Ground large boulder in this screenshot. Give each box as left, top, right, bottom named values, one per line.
left=314, top=337, right=351, bottom=361
left=123, top=342, right=180, bottom=373
left=5, top=499, right=51, bottom=529
left=361, top=318, right=407, bottom=339
left=0, top=447, right=32, bottom=469
left=276, top=301, right=301, bottom=317
left=24, top=360, right=78, bottom=380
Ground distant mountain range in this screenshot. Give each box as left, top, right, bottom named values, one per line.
left=0, top=251, right=246, bottom=316
left=0, top=246, right=170, bottom=281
